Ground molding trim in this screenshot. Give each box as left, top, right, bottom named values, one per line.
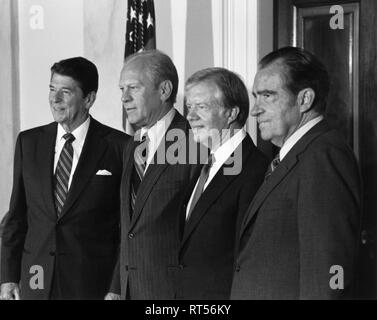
left=212, top=0, right=258, bottom=143
left=0, top=0, right=19, bottom=221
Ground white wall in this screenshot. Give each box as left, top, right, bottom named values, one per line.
left=83, top=0, right=126, bottom=131
left=18, top=0, right=84, bottom=130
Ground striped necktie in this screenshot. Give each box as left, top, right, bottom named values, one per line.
left=264, top=153, right=280, bottom=181
left=186, top=154, right=215, bottom=221
left=130, top=134, right=149, bottom=215
left=54, top=133, right=75, bottom=217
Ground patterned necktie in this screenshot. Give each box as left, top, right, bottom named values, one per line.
left=130, top=134, right=149, bottom=215
left=186, top=154, right=215, bottom=221
left=264, top=153, right=280, bottom=181
left=54, top=133, right=75, bottom=217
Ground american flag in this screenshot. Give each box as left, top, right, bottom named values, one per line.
left=123, top=0, right=156, bottom=133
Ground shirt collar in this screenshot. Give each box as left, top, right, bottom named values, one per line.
left=57, top=116, right=91, bottom=148
left=211, top=129, right=246, bottom=166
left=280, top=115, right=323, bottom=161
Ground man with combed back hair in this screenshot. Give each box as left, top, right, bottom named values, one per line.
left=231, top=47, right=362, bottom=299
left=107, top=50, right=201, bottom=300
left=0, top=57, right=129, bottom=300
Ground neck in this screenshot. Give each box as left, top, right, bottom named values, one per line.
left=144, top=104, right=172, bottom=129
left=273, top=111, right=320, bottom=147
left=62, top=114, right=89, bottom=133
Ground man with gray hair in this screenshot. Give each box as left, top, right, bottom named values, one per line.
left=231, top=46, right=361, bottom=299
left=172, top=67, right=267, bottom=299
left=107, top=50, right=201, bottom=300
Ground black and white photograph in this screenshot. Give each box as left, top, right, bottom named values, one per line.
left=0, top=0, right=376, bottom=308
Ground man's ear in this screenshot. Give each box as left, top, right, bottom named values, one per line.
left=159, top=80, right=173, bottom=103
left=297, top=88, right=315, bottom=113
left=85, top=91, right=96, bottom=110
left=227, top=106, right=240, bottom=125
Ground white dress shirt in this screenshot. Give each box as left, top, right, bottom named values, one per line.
left=140, top=108, right=176, bottom=172
left=54, top=117, right=90, bottom=189
left=186, top=129, right=247, bottom=219
left=279, top=116, right=324, bottom=161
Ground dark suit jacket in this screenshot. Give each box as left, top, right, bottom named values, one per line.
left=231, top=121, right=362, bottom=299
left=0, top=117, right=130, bottom=300
left=174, top=134, right=268, bottom=299
left=110, top=111, right=201, bottom=300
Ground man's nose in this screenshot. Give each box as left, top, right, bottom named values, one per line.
left=121, top=88, right=132, bottom=103
left=186, top=107, right=198, bottom=122
left=250, top=99, right=262, bottom=117
left=52, top=90, right=63, bottom=102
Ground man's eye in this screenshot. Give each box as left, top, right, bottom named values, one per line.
left=263, top=93, right=271, bottom=98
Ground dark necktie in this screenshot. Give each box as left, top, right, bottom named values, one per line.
left=130, top=134, right=149, bottom=214
left=264, top=153, right=280, bottom=181
left=54, top=133, right=75, bottom=217
left=186, top=154, right=215, bottom=220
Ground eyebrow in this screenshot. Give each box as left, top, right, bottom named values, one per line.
left=252, top=89, right=277, bottom=97
left=49, top=84, right=73, bottom=91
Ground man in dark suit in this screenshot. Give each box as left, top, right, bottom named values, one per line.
left=173, top=68, right=268, bottom=299
left=0, top=57, right=129, bottom=300
left=231, top=47, right=362, bottom=299
left=107, top=50, right=201, bottom=300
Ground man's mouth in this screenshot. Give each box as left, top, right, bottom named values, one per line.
left=258, top=120, right=268, bottom=127
left=191, top=125, right=204, bottom=130
left=52, top=106, right=65, bottom=112
left=125, top=107, right=136, bottom=113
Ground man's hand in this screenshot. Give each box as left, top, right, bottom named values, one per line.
left=104, top=292, right=121, bottom=300
left=0, top=282, right=20, bottom=300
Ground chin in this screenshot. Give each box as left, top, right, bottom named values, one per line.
left=126, top=116, right=139, bottom=125
left=259, top=130, right=271, bottom=141
left=53, top=115, right=66, bottom=124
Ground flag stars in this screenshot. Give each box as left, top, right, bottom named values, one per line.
left=147, top=13, right=154, bottom=28
left=130, top=6, right=136, bottom=20
left=139, top=13, right=143, bottom=25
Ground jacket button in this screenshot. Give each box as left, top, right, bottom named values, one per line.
left=49, top=251, right=56, bottom=256
left=235, top=265, right=241, bottom=272
left=128, top=233, right=134, bottom=239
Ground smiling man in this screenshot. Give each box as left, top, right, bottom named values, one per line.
left=231, top=47, right=362, bottom=299
left=0, top=57, right=129, bottom=300
left=172, top=67, right=267, bottom=299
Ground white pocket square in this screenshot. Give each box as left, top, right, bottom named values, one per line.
left=96, top=169, right=112, bottom=176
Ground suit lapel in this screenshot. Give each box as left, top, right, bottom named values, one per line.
left=239, top=120, right=331, bottom=237
left=58, top=118, right=108, bottom=219
left=123, top=139, right=137, bottom=226
left=239, top=153, right=297, bottom=235
left=181, top=135, right=254, bottom=249
left=130, top=112, right=188, bottom=229
left=37, top=122, right=58, bottom=220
